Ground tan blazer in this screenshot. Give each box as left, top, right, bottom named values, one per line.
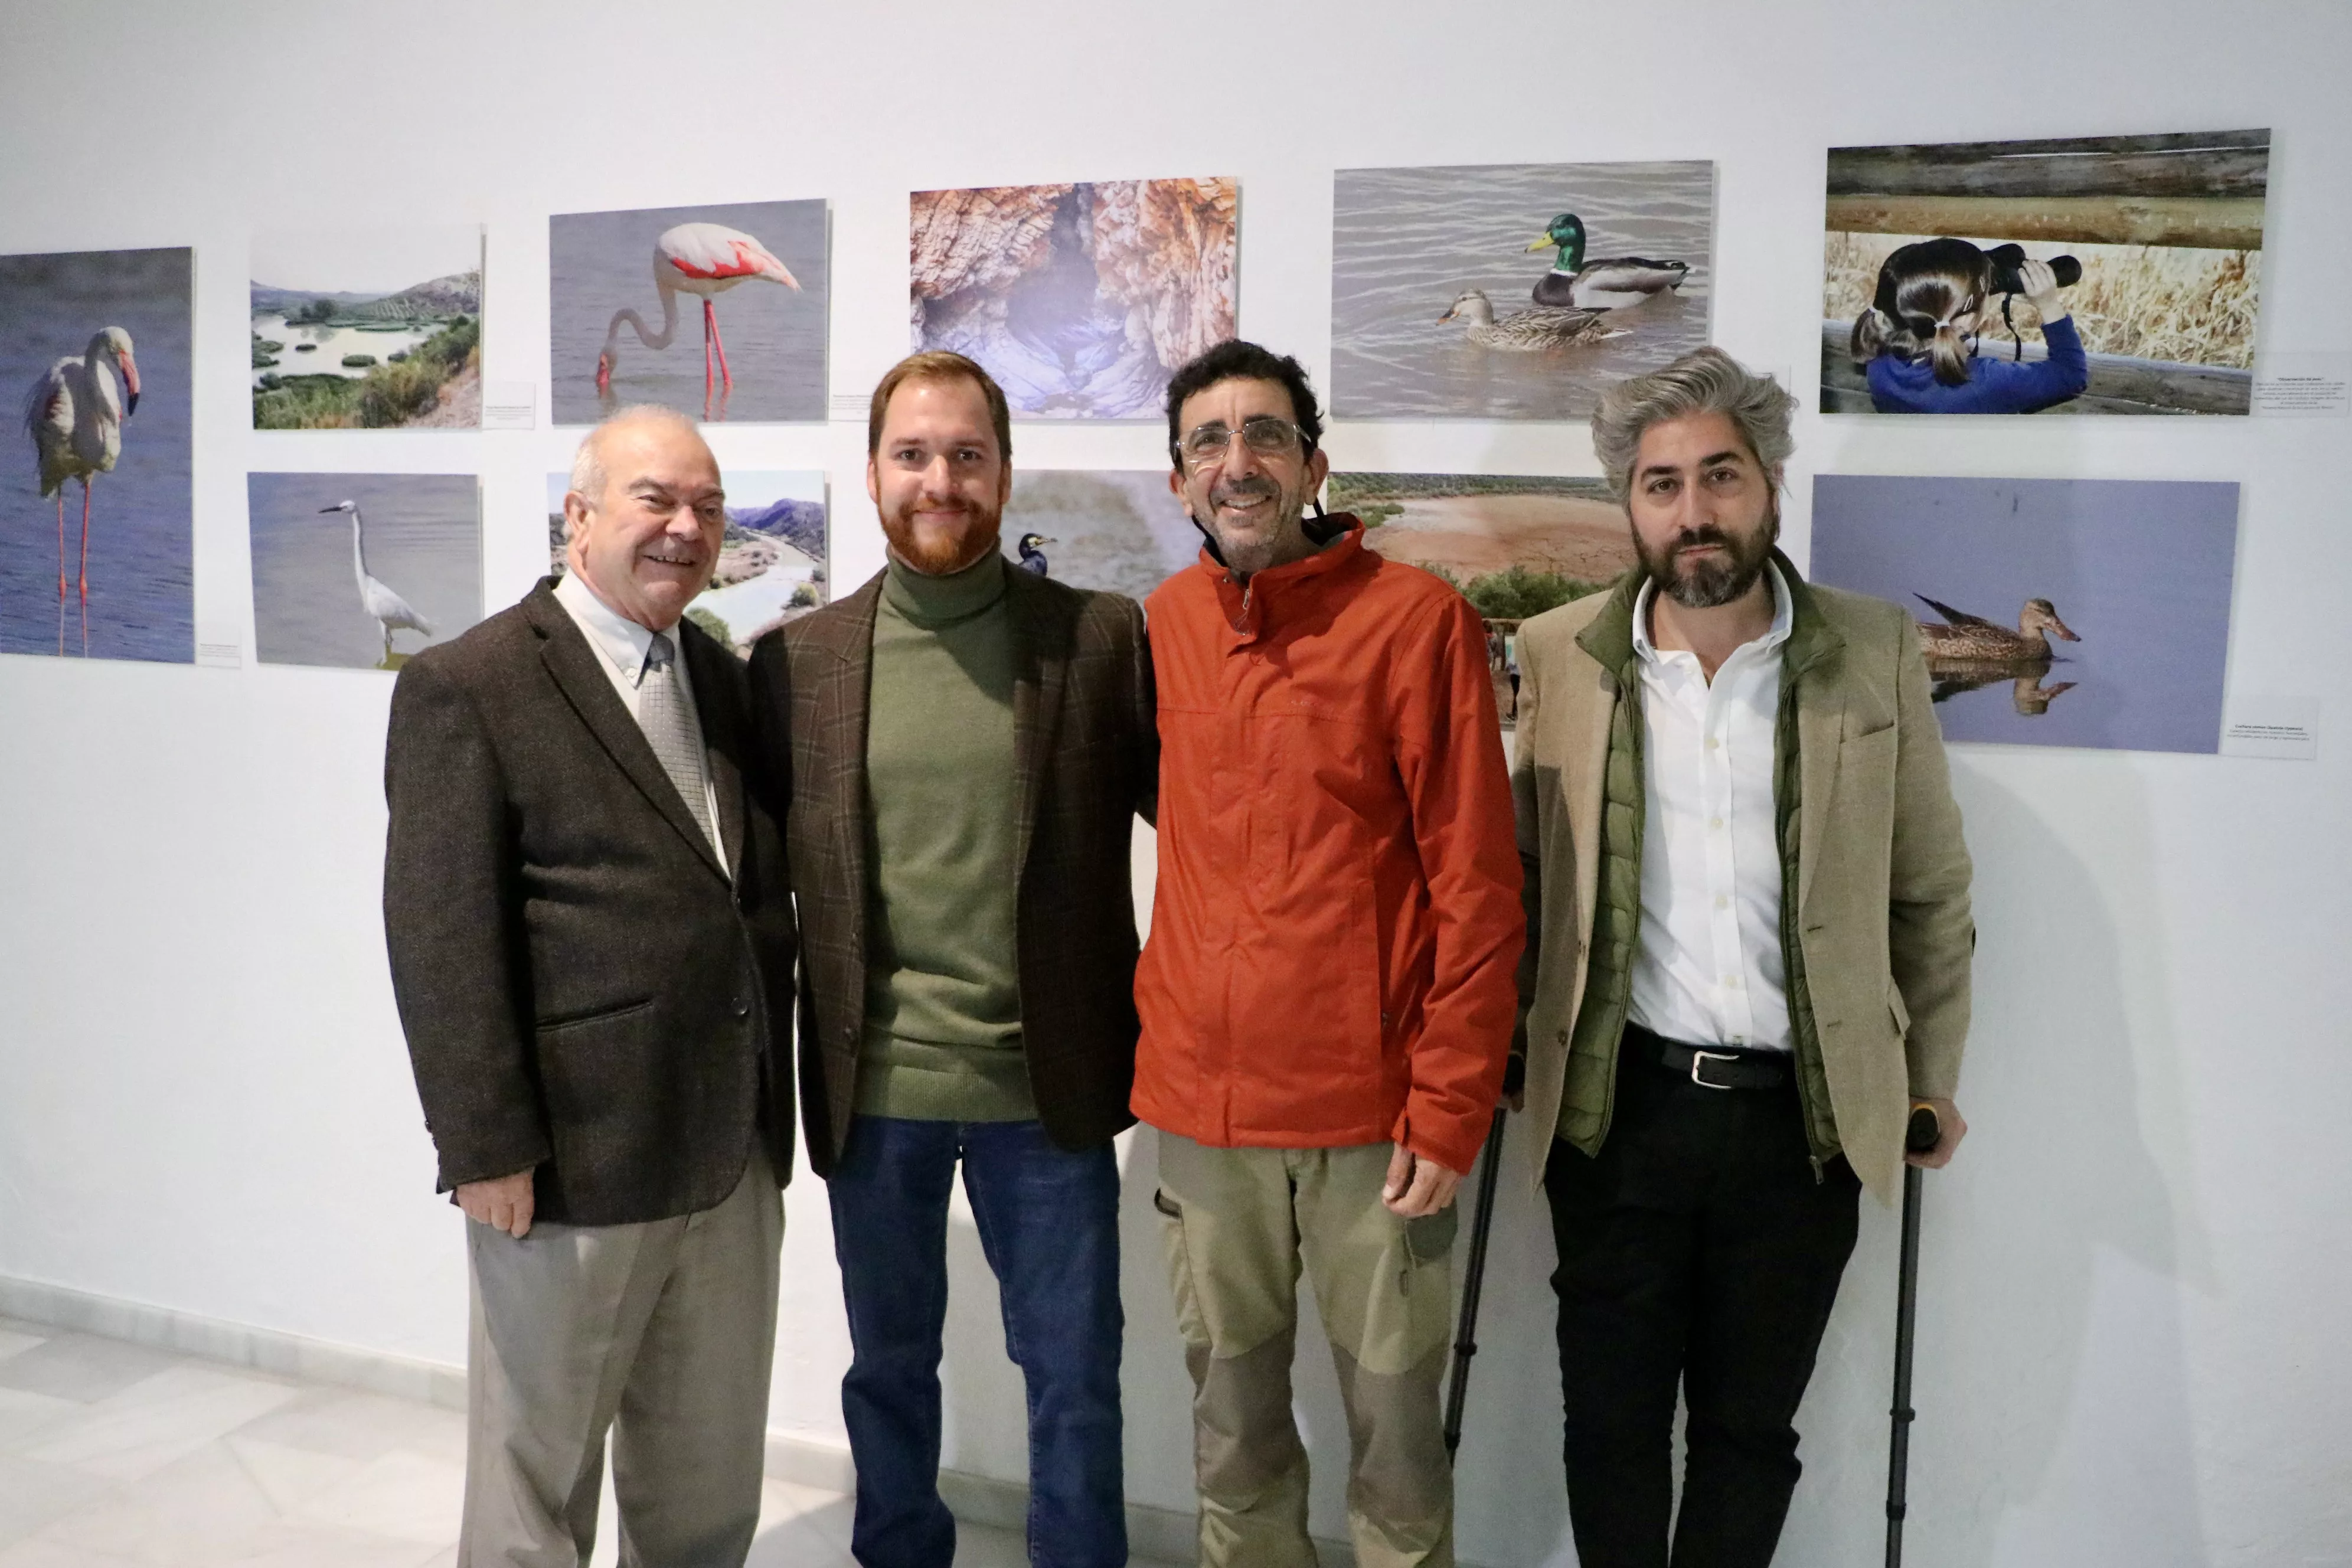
left=1511, top=577, right=1975, bottom=1204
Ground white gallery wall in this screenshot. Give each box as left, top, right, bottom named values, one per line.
left=2, top=1, right=2348, bottom=1563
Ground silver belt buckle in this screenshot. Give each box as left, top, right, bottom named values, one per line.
left=1689, top=1048, right=1739, bottom=1090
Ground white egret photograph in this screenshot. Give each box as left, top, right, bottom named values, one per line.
left=248, top=473, right=481, bottom=670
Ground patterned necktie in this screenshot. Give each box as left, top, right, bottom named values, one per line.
left=639, top=631, right=720, bottom=858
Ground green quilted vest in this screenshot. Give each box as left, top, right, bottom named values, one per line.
left=1557, top=558, right=1844, bottom=1172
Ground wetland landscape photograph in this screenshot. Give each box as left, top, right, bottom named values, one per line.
left=250, top=225, right=482, bottom=430
left=911, top=178, right=1237, bottom=419
left=3, top=245, right=192, bottom=662
left=547, top=470, right=827, bottom=655
left=1330, top=161, right=1714, bottom=421
left=1809, top=475, right=2239, bottom=753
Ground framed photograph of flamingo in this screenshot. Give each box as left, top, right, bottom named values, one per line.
left=551, top=200, right=829, bottom=425
left=248, top=473, right=482, bottom=671
left=1329, top=161, right=1713, bottom=420
left=251, top=225, right=483, bottom=429
left=2, top=245, right=191, bottom=662
left=546, top=469, right=827, bottom=656
left=1808, top=475, right=2240, bottom=754
left=910, top=178, right=1237, bottom=420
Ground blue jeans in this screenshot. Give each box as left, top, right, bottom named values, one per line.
left=828, top=1116, right=1126, bottom=1568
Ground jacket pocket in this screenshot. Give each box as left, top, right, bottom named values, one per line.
left=535, top=997, right=655, bottom=1033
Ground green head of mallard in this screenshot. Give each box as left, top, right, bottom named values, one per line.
left=1525, top=213, right=1587, bottom=272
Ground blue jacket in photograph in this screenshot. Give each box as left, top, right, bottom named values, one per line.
left=1867, top=315, right=2091, bottom=414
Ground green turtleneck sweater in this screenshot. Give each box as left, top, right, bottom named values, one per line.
left=857, top=551, right=1035, bottom=1122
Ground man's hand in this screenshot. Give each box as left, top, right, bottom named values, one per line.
left=1383, top=1147, right=1465, bottom=1218
left=1905, top=1098, right=1966, bottom=1170
left=456, top=1169, right=537, bottom=1237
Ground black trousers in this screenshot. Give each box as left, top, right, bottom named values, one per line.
left=1544, top=1026, right=1861, bottom=1568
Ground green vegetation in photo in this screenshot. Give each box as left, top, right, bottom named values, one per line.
left=1354, top=501, right=1403, bottom=528
left=254, top=315, right=479, bottom=429
left=342, top=354, right=378, bottom=368
left=789, top=582, right=822, bottom=610
left=686, top=607, right=731, bottom=646
left=1458, top=563, right=1601, bottom=621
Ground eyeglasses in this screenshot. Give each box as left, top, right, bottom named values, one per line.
left=1177, top=416, right=1307, bottom=469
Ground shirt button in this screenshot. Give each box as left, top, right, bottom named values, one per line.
left=1715, top=894, right=1729, bottom=909
left=1706, top=737, right=1720, bottom=751
left=1710, top=817, right=1724, bottom=830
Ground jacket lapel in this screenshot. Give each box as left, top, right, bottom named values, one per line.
left=680, top=623, right=747, bottom=883
left=524, top=582, right=727, bottom=881
left=1006, top=570, right=1066, bottom=879
left=814, top=576, right=884, bottom=916
left=1778, top=557, right=1848, bottom=914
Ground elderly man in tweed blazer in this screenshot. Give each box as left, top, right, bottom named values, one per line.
left=747, top=352, right=1155, bottom=1568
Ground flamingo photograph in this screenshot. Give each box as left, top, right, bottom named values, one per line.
left=248, top=473, right=481, bottom=671
left=1811, top=474, right=2241, bottom=754
left=1329, top=160, right=1713, bottom=420
left=2, top=245, right=192, bottom=662
left=551, top=199, right=828, bottom=425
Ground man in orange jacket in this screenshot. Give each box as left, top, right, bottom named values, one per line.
left=1135, top=340, right=1524, bottom=1568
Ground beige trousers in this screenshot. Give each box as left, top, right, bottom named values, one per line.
left=1154, top=1132, right=1459, bottom=1568
left=458, top=1148, right=783, bottom=1568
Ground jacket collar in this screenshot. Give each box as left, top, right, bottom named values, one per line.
left=1577, top=548, right=1841, bottom=680
left=1199, top=515, right=1369, bottom=638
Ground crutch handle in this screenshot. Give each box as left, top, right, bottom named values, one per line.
left=1906, top=1103, right=1941, bottom=1154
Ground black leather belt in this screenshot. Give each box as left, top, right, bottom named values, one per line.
left=1628, top=1023, right=1792, bottom=1090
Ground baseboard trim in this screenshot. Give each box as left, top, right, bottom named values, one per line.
left=0, top=1275, right=1375, bottom=1565
left=0, top=1274, right=468, bottom=1409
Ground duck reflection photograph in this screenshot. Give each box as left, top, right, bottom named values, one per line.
left=550, top=198, right=829, bottom=425
left=1330, top=160, right=1713, bottom=420
left=547, top=469, right=827, bottom=656
left=249, top=473, right=482, bottom=672
left=1809, top=475, right=2240, bottom=754
left=4, top=244, right=191, bottom=662
left=251, top=225, right=482, bottom=430
left=1821, top=129, right=2268, bottom=415
left=910, top=178, right=1237, bottom=420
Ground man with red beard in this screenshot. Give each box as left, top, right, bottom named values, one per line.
left=747, top=352, right=1155, bottom=1568
left=1511, top=348, right=1975, bottom=1567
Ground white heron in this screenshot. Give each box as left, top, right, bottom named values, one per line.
left=319, top=499, right=434, bottom=662
left=22, top=325, right=139, bottom=655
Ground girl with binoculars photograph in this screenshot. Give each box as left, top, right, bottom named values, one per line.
left=1848, top=237, right=2089, bottom=414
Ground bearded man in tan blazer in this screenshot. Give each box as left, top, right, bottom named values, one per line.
left=1510, top=347, right=1975, bottom=1568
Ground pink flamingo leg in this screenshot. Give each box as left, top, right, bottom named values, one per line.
left=55, top=492, right=67, bottom=655
left=703, top=299, right=717, bottom=406
left=79, top=479, right=93, bottom=655
left=709, top=305, right=733, bottom=391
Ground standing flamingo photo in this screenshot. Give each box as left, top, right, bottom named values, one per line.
left=595, top=223, right=799, bottom=416
left=22, top=325, right=139, bottom=655
left=319, top=498, right=435, bottom=664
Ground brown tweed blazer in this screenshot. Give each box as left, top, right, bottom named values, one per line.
left=746, top=563, right=1157, bottom=1177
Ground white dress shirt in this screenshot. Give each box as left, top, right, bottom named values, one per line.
left=1626, top=563, right=1795, bottom=1051
left=553, top=570, right=725, bottom=865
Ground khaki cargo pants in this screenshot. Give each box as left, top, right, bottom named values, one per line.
left=1154, top=1131, right=1459, bottom=1568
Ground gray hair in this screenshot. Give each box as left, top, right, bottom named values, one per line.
left=568, top=404, right=704, bottom=506
left=1590, top=347, right=1796, bottom=503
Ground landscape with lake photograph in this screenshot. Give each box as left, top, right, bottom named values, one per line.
left=250, top=225, right=482, bottom=430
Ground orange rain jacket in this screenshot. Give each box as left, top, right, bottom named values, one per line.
left=1132, top=521, right=1525, bottom=1176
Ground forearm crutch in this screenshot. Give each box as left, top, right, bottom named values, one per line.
left=1443, top=1055, right=1522, bottom=1458
left=1884, top=1103, right=1942, bottom=1567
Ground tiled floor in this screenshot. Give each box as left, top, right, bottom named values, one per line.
left=0, top=1316, right=1148, bottom=1566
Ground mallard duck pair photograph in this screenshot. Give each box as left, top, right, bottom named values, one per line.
left=1808, top=475, right=2240, bottom=756
left=1330, top=159, right=1713, bottom=420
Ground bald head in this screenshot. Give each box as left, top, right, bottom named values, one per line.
left=563, top=406, right=726, bottom=632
